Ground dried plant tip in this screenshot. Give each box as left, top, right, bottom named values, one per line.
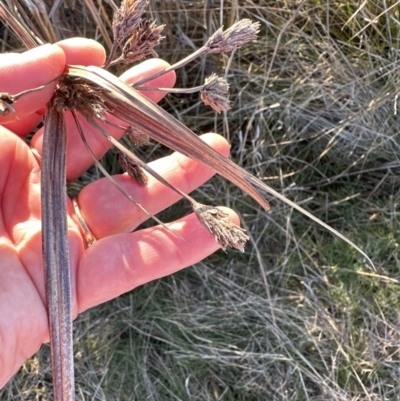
left=192, top=202, right=249, bottom=252
left=118, top=149, right=148, bottom=186
left=112, top=0, right=148, bottom=44
left=119, top=20, right=164, bottom=64
left=125, top=126, right=149, bottom=146
left=128, top=19, right=259, bottom=87
left=200, top=73, right=231, bottom=113
left=206, top=19, right=260, bottom=54
left=54, top=78, right=107, bottom=120
left=0, top=93, right=15, bottom=116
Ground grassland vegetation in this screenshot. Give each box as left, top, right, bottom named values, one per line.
left=1, top=0, right=400, bottom=400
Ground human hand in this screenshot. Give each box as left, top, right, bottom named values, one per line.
left=0, top=38, right=237, bottom=387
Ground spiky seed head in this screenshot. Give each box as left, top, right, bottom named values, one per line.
left=192, top=202, right=249, bottom=252
left=125, top=126, right=150, bottom=146
left=118, top=149, right=148, bottom=186
left=113, top=0, right=148, bottom=45
left=54, top=78, right=107, bottom=120
left=206, top=19, right=260, bottom=54
left=122, top=20, right=165, bottom=64
left=200, top=73, right=231, bottom=113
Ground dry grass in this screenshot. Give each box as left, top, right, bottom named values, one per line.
left=1, top=0, right=400, bottom=400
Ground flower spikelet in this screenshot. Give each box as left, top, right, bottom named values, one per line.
left=200, top=73, right=230, bottom=113
left=192, top=202, right=249, bottom=252
left=125, top=126, right=150, bottom=146
left=122, top=20, right=165, bottom=64
left=206, top=19, right=260, bottom=54
left=54, top=78, right=107, bottom=120
left=113, top=0, right=148, bottom=45
left=118, top=149, right=148, bottom=186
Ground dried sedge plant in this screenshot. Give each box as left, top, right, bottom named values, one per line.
left=0, top=0, right=375, bottom=400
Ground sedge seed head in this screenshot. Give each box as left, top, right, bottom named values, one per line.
left=54, top=78, right=107, bottom=120
left=118, top=149, right=148, bottom=186
left=192, top=202, right=249, bottom=252
left=200, top=73, right=230, bottom=113
left=125, top=126, right=150, bottom=146
left=113, top=0, right=148, bottom=45
left=122, top=20, right=165, bottom=64
left=206, top=19, right=260, bottom=54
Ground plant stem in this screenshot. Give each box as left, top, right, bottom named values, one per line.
left=0, top=2, right=38, bottom=49
left=134, top=85, right=204, bottom=93
left=103, top=41, right=119, bottom=69
left=41, top=101, right=75, bottom=401
left=132, top=47, right=206, bottom=87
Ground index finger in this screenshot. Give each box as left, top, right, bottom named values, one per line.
left=0, top=44, right=65, bottom=124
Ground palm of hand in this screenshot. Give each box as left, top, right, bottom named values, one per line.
left=0, top=38, right=234, bottom=387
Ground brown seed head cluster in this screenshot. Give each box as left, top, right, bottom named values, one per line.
left=200, top=73, right=231, bottom=113
left=125, top=126, right=149, bottom=146
left=112, top=0, right=148, bottom=45
left=118, top=149, right=148, bottom=186
left=122, top=20, right=165, bottom=64
left=206, top=19, right=260, bottom=54
left=54, top=78, right=107, bottom=120
left=192, top=203, right=249, bottom=252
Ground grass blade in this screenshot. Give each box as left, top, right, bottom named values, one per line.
left=0, top=2, right=38, bottom=49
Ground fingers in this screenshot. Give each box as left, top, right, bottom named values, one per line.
left=31, top=58, right=176, bottom=181
left=2, top=110, right=46, bottom=137
left=55, top=38, right=106, bottom=66
left=0, top=44, right=65, bottom=125
left=1, top=38, right=106, bottom=136
left=0, top=124, right=40, bottom=222
left=77, top=208, right=239, bottom=312
left=75, top=134, right=230, bottom=238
